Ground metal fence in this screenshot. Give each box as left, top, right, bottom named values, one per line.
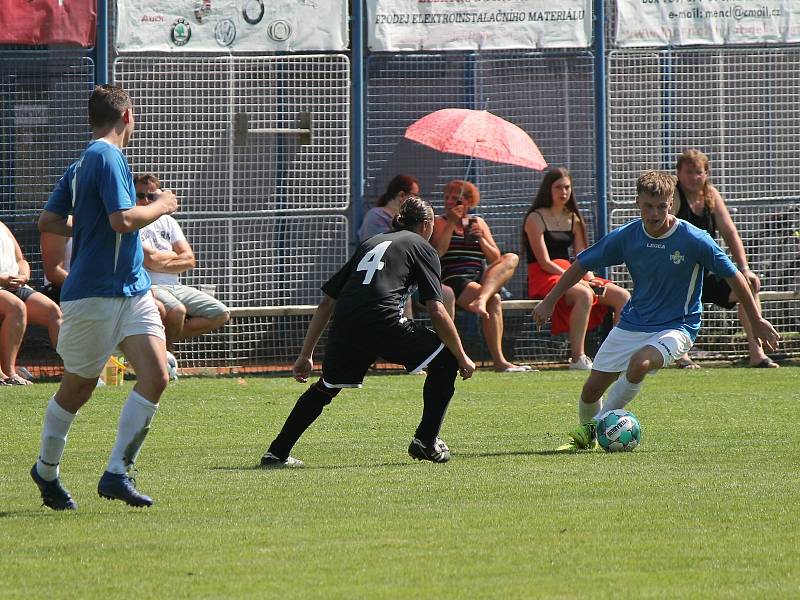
left=1, top=10, right=798, bottom=373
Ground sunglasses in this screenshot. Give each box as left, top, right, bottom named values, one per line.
left=136, top=192, right=157, bottom=201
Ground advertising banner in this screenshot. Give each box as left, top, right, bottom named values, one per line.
left=367, top=0, right=592, bottom=51
left=116, top=0, right=347, bottom=52
left=615, top=0, right=800, bottom=46
left=0, top=0, right=96, bottom=47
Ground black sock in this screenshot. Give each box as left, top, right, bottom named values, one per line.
left=268, top=381, right=338, bottom=459
left=415, top=349, right=457, bottom=443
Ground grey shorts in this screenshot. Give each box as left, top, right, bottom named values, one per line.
left=152, top=283, right=229, bottom=319
left=1, top=285, right=36, bottom=302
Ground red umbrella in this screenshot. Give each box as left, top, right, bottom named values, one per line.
left=404, top=108, right=547, bottom=171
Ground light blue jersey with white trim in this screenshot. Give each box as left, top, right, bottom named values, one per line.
left=577, top=218, right=737, bottom=341
left=45, top=139, right=150, bottom=301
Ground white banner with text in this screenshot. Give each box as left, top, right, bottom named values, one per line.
left=116, top=0, right=347, bottom=52
left=367, top=0, right=592, bottom=51
left=615, top=0, right=800, bottom=46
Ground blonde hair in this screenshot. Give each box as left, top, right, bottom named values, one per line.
left=443, top=179, right=480, bottom=208
left=636, top=170, right=677, bottom=200
left=676, top=148, right=715, bottom=212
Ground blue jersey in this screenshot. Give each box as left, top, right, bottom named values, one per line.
left=45, top=140, right=150, bottom=301
left=577, top=219, right=737, bottom=340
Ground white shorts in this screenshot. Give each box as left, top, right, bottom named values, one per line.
left=57, top=293, right=165, bottom=378
left=592, top=327, right=693, bottom=373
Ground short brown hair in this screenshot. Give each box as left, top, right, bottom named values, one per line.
left=133, top=173, right=162, bottom=188
left=636, top=170, right=677, bottom=200
left=88, top=84, right=131, bottom=128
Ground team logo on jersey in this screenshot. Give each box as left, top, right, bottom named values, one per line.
left=670, top=250, right=685, bottom=265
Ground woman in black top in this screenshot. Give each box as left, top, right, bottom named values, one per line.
left=672, top=148, right=777, bottom=368
left=261, top=196, right=476, bottom=468
left=523, top=168, right=629, bottom=369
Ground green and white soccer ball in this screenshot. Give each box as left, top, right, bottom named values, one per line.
left=597, top=409, right=641, bottom=452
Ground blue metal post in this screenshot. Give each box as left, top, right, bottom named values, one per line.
left=593, top=0, right=608, bottom=244
left=351, top=0, right=366, bottom=244
left=94, top=0, right=109, bottom=84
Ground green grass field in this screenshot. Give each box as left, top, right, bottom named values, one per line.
left=1, top=368, right=798, bottom=599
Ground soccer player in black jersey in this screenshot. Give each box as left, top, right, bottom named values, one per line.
left=261, top=196, right=476, bottom=467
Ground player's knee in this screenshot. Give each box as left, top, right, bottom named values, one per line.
left=301, top=379, right=340, bottom=407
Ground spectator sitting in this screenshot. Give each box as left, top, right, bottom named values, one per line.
left=431, top=179, right=531, bottom=373
left=523, top=168, right=630, bottom=370
left=671, top=149, right=777, bottom=369
left=359, top=174, right=420, bottom=242
left=362, top=175, right=456, bottom=320
left=135, top=173, right=230, bottom=352
left=0, top=220, right=62, bottom=384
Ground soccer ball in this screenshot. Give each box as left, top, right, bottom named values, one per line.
left=596, top=409, right=641, bottom=452
left=166, top=351, right=179, bottom=381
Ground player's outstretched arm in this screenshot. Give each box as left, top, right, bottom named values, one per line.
left=725, top=271, right=781, bottom=352
left=293, top=293, right=336, bottom=383
left=426, top=299, right=475, bottom=380
left=533, top=259, right=588, bottom=329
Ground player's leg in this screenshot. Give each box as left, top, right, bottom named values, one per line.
left=24, top=290, right=62, bottom=349
left=262, top=379, right=341, bottom=467
left=31, top=297, right=115, bottom=510
left=604, top=329, right=693, bottom=414
left=97, top=294, right=167, bottom=507
left=262, top=336, right=373, bottom=467
left=409, top=346, right=458, bottom=462
left=0, top=290, right=26, bottom=380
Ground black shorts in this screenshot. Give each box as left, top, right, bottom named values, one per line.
left=702, top=271, right=736, bottom=309
left=322, top=320, right=444, bottom=388
left=442, top=269, right=483, bottom=299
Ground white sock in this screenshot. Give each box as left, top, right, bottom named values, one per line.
left=37, top=396, right=77, bottom=481
left=579, top=397, right=602, bottom=424
left=107, top=390, right=158, bottom=475
left=604, top=374, right=643, bottom=413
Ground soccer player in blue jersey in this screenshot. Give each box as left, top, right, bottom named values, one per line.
left=30, top=85, right=178, bottom=509
left=534, top=170, right=780, bottom=450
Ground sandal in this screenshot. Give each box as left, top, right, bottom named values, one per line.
left=5, top=374, right=32, bottom=385
left=675, top=357, right=701, bottom=370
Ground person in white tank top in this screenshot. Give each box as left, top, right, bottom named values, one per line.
left=0, top=221, right=62, bottom=384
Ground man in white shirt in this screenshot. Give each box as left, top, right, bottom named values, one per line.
left=135, top=174, right=229, bottom=352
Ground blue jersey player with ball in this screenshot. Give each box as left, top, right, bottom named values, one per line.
left=534, top=170, right=780, bottom=450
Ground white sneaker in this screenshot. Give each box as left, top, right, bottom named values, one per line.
left=569, top=355, right=593, bottom=370
left=260, top=452, right=305, bottom=468
left=166, top=351, right=178, bottom=381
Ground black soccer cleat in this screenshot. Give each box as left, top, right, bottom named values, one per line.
left=408, top=437, right=451, bottom=463
left=30, top=464, right=77, bottom=511
left=97, top=471, right=153, bottom=507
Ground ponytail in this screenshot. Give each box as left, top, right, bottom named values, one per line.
left=392, top=196, right=433, bottom=231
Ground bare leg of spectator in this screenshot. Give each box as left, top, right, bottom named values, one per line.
left=24, top=292, right=62, bottom=348
left=178, top=312, right=229, bottom=341
left=0, top=291, right=26, bottom=379
left=465, top=253, right=519, bottom=319
left=564, top=284, right=592, bottom=362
